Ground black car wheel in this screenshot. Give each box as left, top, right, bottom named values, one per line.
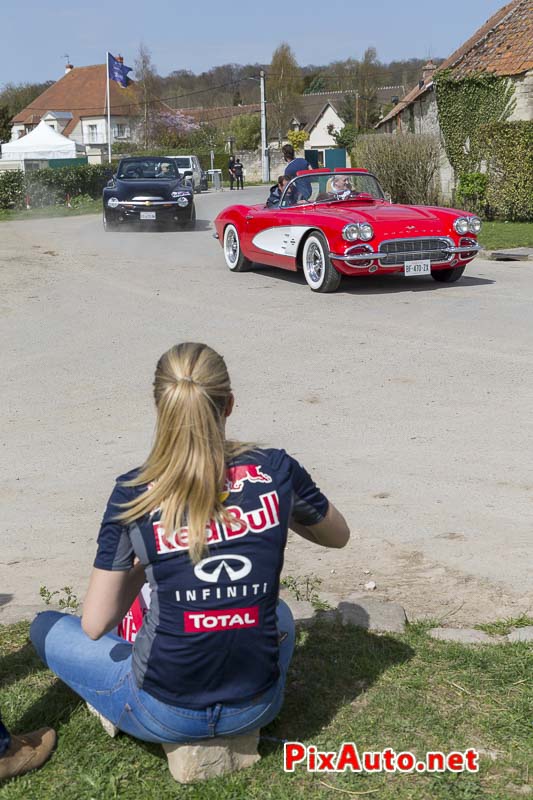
left=223, top=224, right=252, bottom=272
left=431, top=265, right=466, bottom=283
left=175, top=204, right=196, bottom=231
left=103, top=211, right=118, bottom=232
left=301, top=232, right=341, bottom=293
left=184, top=204, right=196, bottom=230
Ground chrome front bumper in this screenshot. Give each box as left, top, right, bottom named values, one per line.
left=329, top=241, right=481, bottom=268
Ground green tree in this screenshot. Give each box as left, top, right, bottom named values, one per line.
left=268, top=43, right=303, bottom=147
left=0, top=81, right=54, bottom=117
left=327, top=122, right=358, bottom=151
left=0, top=105, right=11, bottom=143
left=227, top=114, right=261, bottom=150
left=287, top=129, right=307, bottom=152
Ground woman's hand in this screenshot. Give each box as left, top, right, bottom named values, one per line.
left=81, top=561, right=146, bottom=640
left=291, top=503, right=350, bottom=549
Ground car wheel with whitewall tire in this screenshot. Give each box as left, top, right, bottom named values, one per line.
left=103, top=211, right=118, bottom=231
left=301, top=232, right=341, bottom=293
left=431, top=265, right=466, bottom=283
left=223, top=224, right=252, bottom=272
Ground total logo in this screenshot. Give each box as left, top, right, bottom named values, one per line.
left=184, top=606, right=259, bottom=633
left=194, top=555, right=252, bottom=583
left=153, top=491, right=280, bottom=553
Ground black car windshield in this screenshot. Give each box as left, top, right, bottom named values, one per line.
left=280, top=171, right=384, bottom=208
left=117, top=158, right=179, bottom=180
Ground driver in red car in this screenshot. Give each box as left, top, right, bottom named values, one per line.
left=327, top=175, right=353, bottom=199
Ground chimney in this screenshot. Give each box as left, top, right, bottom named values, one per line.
left=65, top=63, right=74, bottom=74
left=422, top=60, right=437, bottom=84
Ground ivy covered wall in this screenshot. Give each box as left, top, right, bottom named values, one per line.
left=434, top=71, right=515, bottom=177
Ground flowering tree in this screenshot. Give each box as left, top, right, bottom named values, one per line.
left=151, top=110, right=199, bottom=149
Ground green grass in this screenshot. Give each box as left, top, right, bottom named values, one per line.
left=479, top=222, right=533, bottom=251
left=0, top=200, right=101, bottom=222
left=475, top=615, right=533, bottom=637
left=0, top=619, right=531, bottom=799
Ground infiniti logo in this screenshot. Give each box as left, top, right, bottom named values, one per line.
left=194, top=555, right=252, bottom=583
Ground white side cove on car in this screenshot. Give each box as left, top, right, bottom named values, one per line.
left=252, top=226, right=314, bottom=258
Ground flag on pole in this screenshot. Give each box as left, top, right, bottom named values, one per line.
left=107, top=53, right=132, bottom=88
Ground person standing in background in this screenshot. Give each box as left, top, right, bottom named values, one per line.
left=228, top=155, right=236, bottom=190
left=234, top=159, right=244, bottom=190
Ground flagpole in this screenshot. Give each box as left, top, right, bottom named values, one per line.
left=106, top=52, right=112, bottom=163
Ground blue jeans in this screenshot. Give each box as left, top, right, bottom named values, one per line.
left=0, top=712, right=10, bottom=756
left=30, top=601, right=295, bottom=744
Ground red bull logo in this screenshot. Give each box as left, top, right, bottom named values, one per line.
left=226, top=464, right=272, bottom=492
left=153, top=490, right=280, bottom=553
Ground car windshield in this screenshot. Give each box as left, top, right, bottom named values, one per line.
left=171, top=158, right=191, bottom=169
left=117, top=158, right=179, bottom=180
left=279, top=171, right=384, bottom=208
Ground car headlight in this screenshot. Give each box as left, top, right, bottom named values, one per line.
left=171, top=191, right=179, bottom=198
left=107, top=197, right=119, bottom=208
left=454, top=217, right=470, bottom=235
left=177, top=196, right=189, bottom=207
left=468, top=216, right=482, bottom=234
left=342, top=223, right=374, bottom=242
left=358, top=223, right=374, bottom=241
left=342, top=224, right=360, bottom=241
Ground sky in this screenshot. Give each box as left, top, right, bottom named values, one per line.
left=0, top=0, right=509, bottom=86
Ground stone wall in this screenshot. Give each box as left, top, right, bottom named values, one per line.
left=509, top=71, right=533, bottom=121
left=237, top=148, right=286, bottom=184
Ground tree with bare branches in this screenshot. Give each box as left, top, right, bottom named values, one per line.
left=268, top=43, right=303, bottom=147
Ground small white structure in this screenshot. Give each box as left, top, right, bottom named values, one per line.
left=1, top=120, right=85, bottom=161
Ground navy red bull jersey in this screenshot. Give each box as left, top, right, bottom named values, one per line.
left=94, top=448, right=329, bottom=709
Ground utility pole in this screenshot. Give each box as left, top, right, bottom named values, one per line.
left=355, top=91, right=360, bottom=130
left=260, top=70, right=269, bottom=183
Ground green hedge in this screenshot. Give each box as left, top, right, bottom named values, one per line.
left=0, top=170, right=25, bottom=209
left=455, top=173, right=489, bottom=217
left=479, top=121, right=533, bottom=222
left=25, top=164, right=111, bottom=207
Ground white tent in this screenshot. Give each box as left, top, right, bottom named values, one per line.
left=1, top=120, right=85, bottom=160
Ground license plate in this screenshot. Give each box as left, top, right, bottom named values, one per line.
left=404, top=259, right=431, bottom=276
left=140, top=211, right=156, bottom=220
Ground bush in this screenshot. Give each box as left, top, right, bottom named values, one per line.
left=0, top=169, right=25, bottom=209
left=480, top=121, right=533, bottom=221
left=25, top=164, right=111, bottom=207
left=352, top=133, right=441, bottom=205
left=455, top=173, right=489, bottom=216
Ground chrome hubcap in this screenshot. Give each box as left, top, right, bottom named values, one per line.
left=306, top=242, right=323, bottom=283
left=225, top=230, right=238, bottom=265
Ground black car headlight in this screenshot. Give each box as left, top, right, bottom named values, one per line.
left=177, top=196, right=189, bottom=207
left=107, top=197, right=119, bottom=208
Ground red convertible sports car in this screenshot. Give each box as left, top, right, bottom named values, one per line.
left=214, top=168, right=482, bottom=293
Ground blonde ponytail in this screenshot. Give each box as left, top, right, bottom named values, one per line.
left=117, top=343, right=250, bottom=563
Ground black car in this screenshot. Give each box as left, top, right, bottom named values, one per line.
left=103, top=157, right=196, bottom=231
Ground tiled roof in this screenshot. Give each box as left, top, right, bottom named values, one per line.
left=375, top=81, right=433, bottom=127
left=439, top=0, right=533, bottom=78
left=12, top=65, right=139, bottom=134
left=182, top=103, right=260, bottom=124
left=375, top=0, right=532, bottom=128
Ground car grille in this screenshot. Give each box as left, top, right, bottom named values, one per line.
left=379, top=238, right=452, bottom=266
